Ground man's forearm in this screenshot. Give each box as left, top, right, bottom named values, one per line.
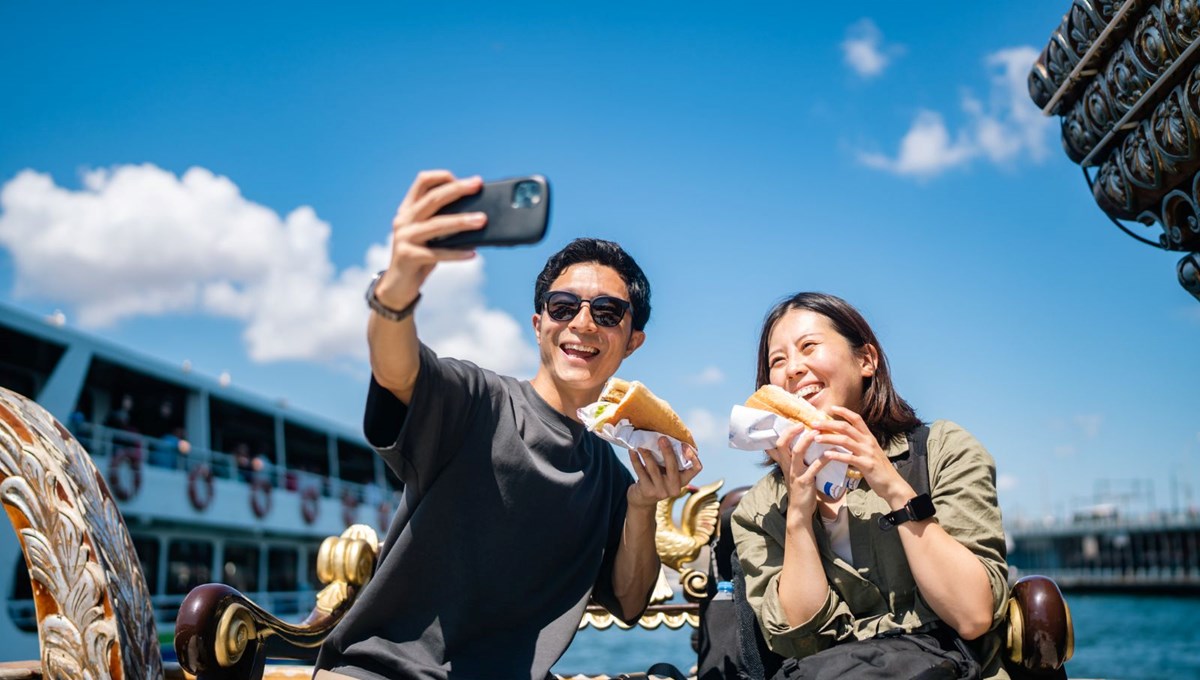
left=367, top=270, right=425, bottom=404
left=610, top=503, right=660, bottom=621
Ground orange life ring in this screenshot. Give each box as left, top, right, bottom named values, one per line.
left=108, top=446, right=143, bottom=501
left=250, top=476, right=272, bottom=518
left=188, top=464, right=214, bottom=511
left=377, top=500, right=393, bottom=533
left=341, top=491, right=359, bottom=527
left=300, top=486, right=320, bottom=525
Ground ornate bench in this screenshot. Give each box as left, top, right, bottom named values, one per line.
left=0, top=387, right=1073, bottom=679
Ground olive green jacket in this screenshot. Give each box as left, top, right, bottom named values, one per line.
left=730, top=420, right=1010, bottom=679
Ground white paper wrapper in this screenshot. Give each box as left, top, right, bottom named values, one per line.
left=577, top=404, right=693, bottom=470
left=728, top=405, right=859, bottom=499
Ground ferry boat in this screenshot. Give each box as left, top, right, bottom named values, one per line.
left=1007, top=507, right=1200, bottom=593
left=0, top=301, right=398, bottom=662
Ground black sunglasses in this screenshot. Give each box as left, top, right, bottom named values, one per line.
left=539, top=291, right=632, bottom=327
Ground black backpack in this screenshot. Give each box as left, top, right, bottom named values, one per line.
left=696, top=425, right=932, bottom=680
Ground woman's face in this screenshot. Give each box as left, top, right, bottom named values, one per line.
left=765, top=308, right=876, bottom=414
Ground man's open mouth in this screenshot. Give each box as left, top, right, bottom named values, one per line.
left=562, top=343, right=600, bottom=359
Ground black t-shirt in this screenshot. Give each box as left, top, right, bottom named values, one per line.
left=316, top=344, right=635, bottom=680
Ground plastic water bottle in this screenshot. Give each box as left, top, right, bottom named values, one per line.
left=713, top=580, right=734, bottom=601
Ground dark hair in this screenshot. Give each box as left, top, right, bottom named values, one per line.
left=534, top=238, right=651, bottom=331
left=755, top=292, right=920, bottom=446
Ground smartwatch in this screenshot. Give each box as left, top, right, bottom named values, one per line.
left=878, top=493, right=936, bottom=530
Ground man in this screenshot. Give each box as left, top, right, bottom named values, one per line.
left=315, top=170, right=702, bottom=680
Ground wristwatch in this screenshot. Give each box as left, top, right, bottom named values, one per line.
left=365, top=270, right=421, bottom=322
left=878, top=493, right=936, bottom=530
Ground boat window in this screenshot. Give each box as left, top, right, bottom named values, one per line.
left=131, top=534, right=161, bottom=595
left=285, top=421, right=330, bottom=490
left=337, top=439, right=376, bottom=485
left=166, top=539, right=214, bottom=595
left=10, top=554, right=32, bottom=600
left=305, top=546, right=323, bottom=590
left=267, top=546, right=299, bottom=592
left=210, top=396, right=276, bottom=460
left=0, top=325, right=66, bottom=400
left=81, top=357, right=190, bottom=438
left=224, top=542, right=260, bottom=594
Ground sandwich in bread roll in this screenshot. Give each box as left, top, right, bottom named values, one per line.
left=744, top=384, right=830, bottom=428
left=744, top=385, right=861, bottom=480
left=586, top=378, right=696, bottom=448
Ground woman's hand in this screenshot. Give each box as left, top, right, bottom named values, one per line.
left=813, top=406, right=915, bottom=509
left=767, top=424, right=829, bottom=521
left=627, top=438, right=703, bottom=510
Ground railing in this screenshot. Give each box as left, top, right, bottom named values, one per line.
left=1008, top=509, right=1200, bottom=534
left=7, top=589, right=322, bottom=634
left=73, top=422, right=397, bottom=506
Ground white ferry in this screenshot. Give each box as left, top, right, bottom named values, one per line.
left=0, top=301, right=397, bottom=661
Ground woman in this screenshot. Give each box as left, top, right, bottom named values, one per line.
left=731, top=292, right=1009, bottom=680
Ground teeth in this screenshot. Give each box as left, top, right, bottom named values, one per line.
left=563, top=343, right=599, bottom=355
left=794, top=384, right=821, bottom=398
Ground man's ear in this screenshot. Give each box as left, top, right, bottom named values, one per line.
left=860, top=344, right=879, bottom=377
left=532, top=313, right=541, bottom=336
left=624, top=330, right=646, bottom=358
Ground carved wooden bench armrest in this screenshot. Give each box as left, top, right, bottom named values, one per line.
left=175, top=526, right=380, bottom=680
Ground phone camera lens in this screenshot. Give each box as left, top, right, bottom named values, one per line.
left=511, top=181, right=543, bottom=209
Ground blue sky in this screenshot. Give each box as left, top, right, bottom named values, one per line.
left=1, top=2, right=1197, bottom=523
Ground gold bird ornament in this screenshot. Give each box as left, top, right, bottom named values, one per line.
left=655, top=479, right=724, bottom=601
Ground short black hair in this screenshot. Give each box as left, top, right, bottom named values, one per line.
left=534, top=238, right=651, bottom=331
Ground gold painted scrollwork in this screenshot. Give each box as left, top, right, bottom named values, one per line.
left=0, top=387, right=163, bottom=680
left=214, top=603, right=256, bottom=667
left=313, top=524, right=379, bottom=615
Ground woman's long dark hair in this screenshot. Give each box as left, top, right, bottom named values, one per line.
left=755, top=292, right=921, bottom=447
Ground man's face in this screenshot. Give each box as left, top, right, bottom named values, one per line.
left=532, top=262, right=645, bottom=396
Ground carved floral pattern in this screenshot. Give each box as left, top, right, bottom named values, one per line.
left=0, top=388, right=162, bottom=680
left=1029, top=0, right=1143, bottom=112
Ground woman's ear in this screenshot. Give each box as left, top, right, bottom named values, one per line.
left=860, top=344, right=879, bottom=378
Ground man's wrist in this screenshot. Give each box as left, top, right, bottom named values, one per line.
left=367, top=271, right=421, bottom=322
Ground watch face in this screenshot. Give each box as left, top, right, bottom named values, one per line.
left=909, top=494, right=936, bottom=521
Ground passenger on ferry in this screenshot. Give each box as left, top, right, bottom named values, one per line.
left=732, top=293, right=1008, bottom=680
left=150, top=427, right=190, bottom=470
left=314, top=170, right=702, bottom=680
left=103, top=394, right=134, bottom=432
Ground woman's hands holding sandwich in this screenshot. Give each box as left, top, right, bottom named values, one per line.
left=811, top=406, right=916, bottom=510
left=626, top=438, right=703, bottom=510
left=768, top=424, right=829, bottom=518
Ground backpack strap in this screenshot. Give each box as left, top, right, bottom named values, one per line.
left=892, top=424, right=931, bottom=497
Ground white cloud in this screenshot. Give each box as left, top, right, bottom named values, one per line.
left=689, top=366, right=725, bottom=385
left=860, top=46, right=1051, bottom=178
left=997, top=474, right=1018, bottom=492
left=0, top=164, right=538, bottom=374
left=841, top=19, right=899, bottom=78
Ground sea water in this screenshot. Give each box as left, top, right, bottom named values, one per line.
left=553, top=594, right=1200, bottom=680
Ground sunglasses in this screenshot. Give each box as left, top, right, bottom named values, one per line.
left=539, top=291, right=632, bottom=328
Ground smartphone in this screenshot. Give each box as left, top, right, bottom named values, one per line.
left=428, top=175, right=551, bottom=249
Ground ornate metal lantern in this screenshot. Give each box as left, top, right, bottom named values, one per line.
left=1029, top=0, right=1200, bottom=300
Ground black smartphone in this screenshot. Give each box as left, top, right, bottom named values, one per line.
left=428, top=175, right=551, bottom=249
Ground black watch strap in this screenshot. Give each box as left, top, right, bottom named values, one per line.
left=878, top=493, right=936, bottom=530
left=365, top=270, right=421, bottom=322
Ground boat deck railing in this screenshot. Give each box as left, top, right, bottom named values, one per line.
left=7, top=589, right=321, bottom=634
left=73, top=422, right=396, bottom=505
